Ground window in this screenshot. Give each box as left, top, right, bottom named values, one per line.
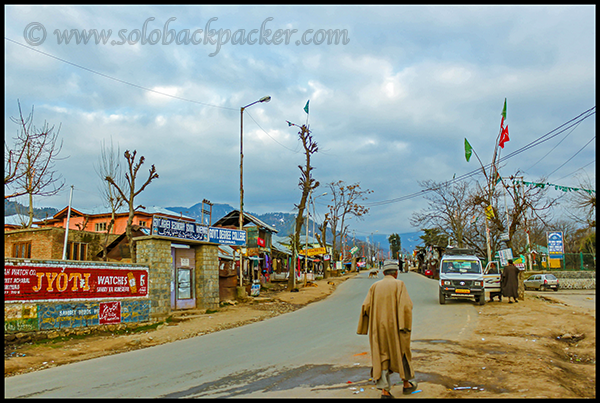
left=139, top=220, right=147, bottom=227
left=13, top=242, right=32, bottom=258
left=442, top=259, right=481, bottom=274
left=66, top=242, right=89, bottom=261
left=95, top=222, right=107, bottom=232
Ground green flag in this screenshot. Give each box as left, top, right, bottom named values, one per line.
left=464, top=138, right=473, bottom=162
left=495, top=171, right=502, bottom=185
left=501, top=98, right=507, bottom=121
left=304, top=100, right=309, bottom=114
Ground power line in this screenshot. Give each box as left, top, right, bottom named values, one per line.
left=6, top=37, right=310, bottom=154
left=5, top=37, right=237, bottom=111
left=524, top=118, right=583, bottom=172
left=555, top=160, right=595, bottom=182
left=245, top=111, right=302, bottom=153
left=545, top=136, right=595, bottom=179
left=497, top=107, right=595, bottom=163
left=365, top=106, right=596, bottom=207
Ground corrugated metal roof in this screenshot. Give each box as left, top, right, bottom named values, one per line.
left=213, top=210, right=278, bottom=233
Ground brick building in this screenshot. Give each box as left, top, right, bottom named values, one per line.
left=4, top=227, right=116, bottom=261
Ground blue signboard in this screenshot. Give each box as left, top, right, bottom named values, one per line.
left=208, top=227, right=246, bottom=246
left=547, top=231, right=564, bottom=259
left=152, top=216, right=209, bottom=241
left=152, top=216, right=246, bottom=246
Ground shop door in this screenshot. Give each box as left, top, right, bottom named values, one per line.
left=172, top=247, right=196, bottom=310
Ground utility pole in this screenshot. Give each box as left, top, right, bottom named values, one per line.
left=515, top=176, right=532, bottom=271
left=62, top=185, right=74, bottom=260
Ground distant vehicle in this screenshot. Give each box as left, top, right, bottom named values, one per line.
left=524, top=274, right=559, bottom=291
left=438, top=248, right=485, bottom=305
left=424, top=268, right=433, bottom=277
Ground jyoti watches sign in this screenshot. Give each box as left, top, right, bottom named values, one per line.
left=4, top=263, right=149, bottom=302
left=152, top=216, right=246, bottom=246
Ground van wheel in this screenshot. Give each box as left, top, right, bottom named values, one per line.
left=439, top=289, right=446, bottom=305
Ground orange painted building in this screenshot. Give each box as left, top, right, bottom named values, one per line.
left=33, top=206, right=194, bottom=234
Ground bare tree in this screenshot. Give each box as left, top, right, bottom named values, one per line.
left=105, top=150, right=158, bottom=263
left=288, top=124, right=319, bottom=290
left=95, top=139, right=126, bottom=260
left=326, top=180, right=372, bottom=262
left=566, top=173, right=596, bottom=228
left=472, top=173, right=559, bottom=258
left=5, top=101, right=65, bottom=227
left=411, top=179, right=476, bottom=249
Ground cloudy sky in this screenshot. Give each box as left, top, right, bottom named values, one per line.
left=4, top=5, right=596, bottom=238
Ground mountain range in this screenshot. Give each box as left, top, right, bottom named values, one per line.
left=165, top=202, right=322, bottom=240
left=165, top=202, right=424, bottom=254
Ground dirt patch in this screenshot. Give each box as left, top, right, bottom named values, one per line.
left=4, top=273, right=596, bottom=398
left=414, top=294, right=596, bottom=398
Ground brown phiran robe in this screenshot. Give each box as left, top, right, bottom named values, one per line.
left=357, top=274, right=414, bottom=382
left=502, top=263, right=520, bottom=299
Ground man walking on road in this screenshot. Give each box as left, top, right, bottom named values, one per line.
left=357, top=263, right=417, bottom=398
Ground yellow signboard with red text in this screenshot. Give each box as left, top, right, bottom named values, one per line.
left=299, top=247, right=327, bottom=256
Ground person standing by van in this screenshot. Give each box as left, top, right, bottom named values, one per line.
left=502, top=260, right=520, bottom=303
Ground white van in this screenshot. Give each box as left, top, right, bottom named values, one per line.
left=438, top=249, right=485, bottom=305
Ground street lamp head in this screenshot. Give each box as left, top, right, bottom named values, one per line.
left=259, top=96, right=272, bottom=103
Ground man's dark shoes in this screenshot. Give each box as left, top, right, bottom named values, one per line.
left=381, top=392, right=394, bottom=399
left=403, top=381, right=418, bottom=395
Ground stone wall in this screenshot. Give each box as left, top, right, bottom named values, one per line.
left=525, top=270, right=595, bottom=290
left=135, top=237, right=173, bottom=320
left=547, top=271, right=595, bottom=290
left=195, top=244, right=219, bottom=310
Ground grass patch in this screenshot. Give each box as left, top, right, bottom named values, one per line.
left=31, top=322, right=165, bottom=346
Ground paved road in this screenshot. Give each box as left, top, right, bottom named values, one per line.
left=5, top=271, right=479, bottom=398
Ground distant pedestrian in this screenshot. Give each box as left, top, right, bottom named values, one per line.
left=398, top=257, right=404, bottom=273
left=357, top=263, right=417, bottom=398
left=502, top=259, right=520, bottom=303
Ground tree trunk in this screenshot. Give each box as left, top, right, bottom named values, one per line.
left=126, top=209, right=135, bottom=263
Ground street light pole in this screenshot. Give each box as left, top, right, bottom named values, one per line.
left=239, top=96, right=271, bottom=293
